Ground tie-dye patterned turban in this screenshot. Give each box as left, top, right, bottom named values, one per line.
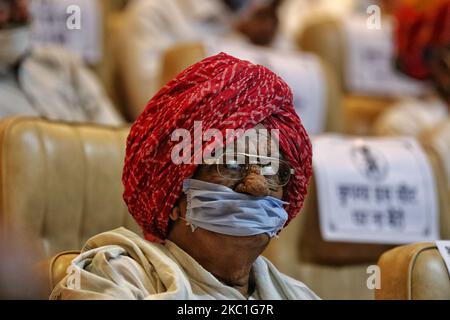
left=394, top=0, right=450, bottom=79
left=122, top=52, right=312, bottom=242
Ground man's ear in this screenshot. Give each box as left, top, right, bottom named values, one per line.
left=170, top=205, right=181, bottom=221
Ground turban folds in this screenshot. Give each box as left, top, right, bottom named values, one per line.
left=122, top=52, right=312, bottom=242
left=394, top=0, right=450, bottom=79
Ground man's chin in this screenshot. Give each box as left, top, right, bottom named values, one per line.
left=207, top=230, right=270, bottom=249
left=212, top=272, right=249, bottom=287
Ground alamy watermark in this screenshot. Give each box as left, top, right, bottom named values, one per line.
left=66, top=5, right=81, bottom=30
left=366, top=265, right=381, bottom=290
left=170, top=121, right=281, bottom=169
left=367, top=5, right=382, bottom=30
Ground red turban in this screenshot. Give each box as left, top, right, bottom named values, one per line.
left=394, top=0, right=450, bottom=79
left=122, top=52, right=312, bottom=242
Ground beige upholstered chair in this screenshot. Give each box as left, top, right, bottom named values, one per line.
left=263, top=179, right=384, bottom=300
left=374, top=119, right=450, bottom=239
left=264, top=133, right=449, bottom=300
left=45, top=251, right=81, bottom=294
left=376, top=242, right=450, bottom=299
left=298, top=16, right=397, bottom=135
left=159, top=42, right=344, bottom=133
left=0, top=117, right=140, bottom=296
left=419, top=121, right=450, bottom=238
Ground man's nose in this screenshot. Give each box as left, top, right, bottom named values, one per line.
left=234, top=165, right=270, bottom=197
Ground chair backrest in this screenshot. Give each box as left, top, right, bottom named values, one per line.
left=264, top=134, right=446, bottom=299
left=298, top=133, right=448, bottom=263
left=376, top=242, right=450, bottom=299
left=45, top=250, right=80, bottom=296
left=160, top=42, right=344, bottom=133
left=420, top=121, right=450, bottom=238
left=297, top=16, right=399, bottom=135
left=0, top=117, right=140, bottom=257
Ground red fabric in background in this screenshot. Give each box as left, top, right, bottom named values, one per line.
left=395, top=0, right=450, bottom=79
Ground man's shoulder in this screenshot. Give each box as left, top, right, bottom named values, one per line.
left=81, top=227, right=153, bottom=252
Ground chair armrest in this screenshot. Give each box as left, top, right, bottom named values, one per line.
left=45, top=251, right=80, bottom=295
left=376, top=242, right=450, bottom=300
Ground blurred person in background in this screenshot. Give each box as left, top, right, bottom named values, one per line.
left=119, top=0, right=286, bottom=119
left=375, top=0, right=450, bottom=136
left=50, top=53, right=319, bottom=300
left=0, top=0, right=124, bottom=125
left=279, top=0, right=357, bottom=44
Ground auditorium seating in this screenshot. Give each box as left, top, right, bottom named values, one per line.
left=263, top=131, right=450, bottom=299
left=0, top=118, right=449, bottom=299
left=0, top=117, right=140, bottom=296
left=264, top=201, right=376, bottom=299
left=419, top=121, right=450, bottom=238
left=2, top=2, right=449, bottom=301
left=158, top=41, right=344, bottom=134
left=376, top=242, right=450, bottom=299
left=297, top=15, right=428, bottom=135
left=263, top=180, right=382, bottom=300
left=375, top=118, right=450, bottom=237
left=46, top=251, right=80, bottom=295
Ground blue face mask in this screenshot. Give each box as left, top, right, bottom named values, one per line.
left=181, top=179, right=288, bottom=237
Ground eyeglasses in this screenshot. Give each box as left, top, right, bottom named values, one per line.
left=204, top=152, right=294, bottom=187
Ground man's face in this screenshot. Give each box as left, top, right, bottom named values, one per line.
left=168, top=128, right=289, bottom=286
left=0, top=0, right=29, bottom=29
left=236, top=3, right=280, bottom=46
left=194, top=126, right=285, bottom=199
left=171, top=127, right=288, bottom=249
left=227, top=0, right=281, bottom=46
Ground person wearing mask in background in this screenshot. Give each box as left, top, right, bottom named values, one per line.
left=118, top=0, right=286, bottom=119
left=50, top=53, right=319, bottom=300
left=0, top=0, right=124, bottom=125
left=374, top=0, right=450, bottom=136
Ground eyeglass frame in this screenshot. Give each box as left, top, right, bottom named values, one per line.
left=203, top=152, right=295, bottom=187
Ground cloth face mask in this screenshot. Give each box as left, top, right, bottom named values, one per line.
left=181, top=178, right=288, bottom=237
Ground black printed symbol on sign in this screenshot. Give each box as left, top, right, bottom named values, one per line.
left=351, top=145, right=388, bottom=182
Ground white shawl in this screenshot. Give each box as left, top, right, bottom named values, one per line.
left=50, top=228, right=319, bottom=300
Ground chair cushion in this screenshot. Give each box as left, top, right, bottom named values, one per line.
left=0, top=117, right=140, bottom=257
left=376, top=242, right=450, bottom=300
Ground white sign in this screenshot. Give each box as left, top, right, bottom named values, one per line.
left=436, top=241, right=450, bottom=276
left=205, top=40, right=327, bottom=135
left=342, top=15, right=429, bottom=97
left=30, top=0, right=102, bottom=64
left=313, top=135, right=439, bottom=244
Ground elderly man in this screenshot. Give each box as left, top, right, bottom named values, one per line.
left=0, top=0, right=124, bottom=125
left=50, top=52, right=318, bottom=300
left=374, top=0, right=450, bottom=136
